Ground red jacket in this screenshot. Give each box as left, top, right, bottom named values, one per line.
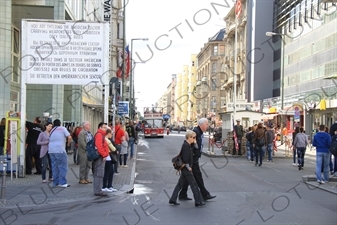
left=95, top=129, right=109, bottom=158
left=114, top=125, right=124, bottom=145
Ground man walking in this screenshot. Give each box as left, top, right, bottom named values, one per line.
left=77, top=121, right=93, bottom=184
left=93, top=122, right=109, bottom=196
left=313, top=125, right=331, bottom=184
left=178, top=118, right=216, bottom=201
left=233, top=119, right=244, bottom=155
left=329, top=120, right=337, bottom=176
left=126, top=121, right=136, bottom=159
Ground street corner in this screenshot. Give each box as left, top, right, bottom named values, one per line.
left=302, top=175, right=337, bottom=195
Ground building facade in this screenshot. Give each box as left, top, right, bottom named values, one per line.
left=270, top=0, right=337, bottom=130
left=0, top=0, right=124, bottom=130
left=196, top=29, right=226, bottom=125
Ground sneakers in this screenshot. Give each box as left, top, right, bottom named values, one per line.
left=58, top=184, right=70, bottom=188
left=123, top=165, right=128, bottom=168
left=102, top=188, right=112, bottom=192
left=108, top=187, right=117, bottom=192
left=317, top=180, right=325, bottom=184
left=42, top=180, right=47, bottom=183
left=292, top=163, right=297, bottom=166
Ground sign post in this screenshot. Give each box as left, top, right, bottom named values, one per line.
left=117, top=101, right=129, bottom=116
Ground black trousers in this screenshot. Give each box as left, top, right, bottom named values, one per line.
left=170, top=167, right=203, bottom=204
left=26, top=143, right=41, bottom=174
left=178, top=162, right=210, bottom=199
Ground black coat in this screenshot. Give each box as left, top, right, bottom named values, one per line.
left=180, top=140, right=194, bottom=169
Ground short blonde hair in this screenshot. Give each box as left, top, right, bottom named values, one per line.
left=185, top=130, right=196, bottom=139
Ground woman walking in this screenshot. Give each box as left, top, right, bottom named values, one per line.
left=36, top=122, right=53, bottom=183
left=169, top=130, right=205, bottom=207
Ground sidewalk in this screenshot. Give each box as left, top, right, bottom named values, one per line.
left=0, top=146, right=137, bottom=208
left=201, top=141, right=337, bottom=195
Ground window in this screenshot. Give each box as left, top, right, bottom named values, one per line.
left=213, top=46, right=218, bottom=55
left=12, top=27, right=20, bottom=83
left=212, top=63, right=217, bottom=74
left=211, top=79, right=216, bottom=91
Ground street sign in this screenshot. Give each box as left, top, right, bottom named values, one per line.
left=118, top=101, right=129, bottom=115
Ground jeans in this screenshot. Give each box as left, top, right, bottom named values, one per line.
left=129, top=137, right=135, bottom=158
left=293, top=147, right=297, bottom=164
left=93, top=157, right=105, bottom=194
left=41, top=154, right=52, bottom=180
left=250, top=144, right=254, bottom=161
left=246, top=142, right=251, bottom=160
left=102, top=160, right=114, bottom=188
left=49, top=152, right=68, bottom=186
left=267, top=143, right=273, bottom=161
left=316, top=152, right=329, bottom=182
left=114, top=145, right=121, bottom=173
left=297, top=147, right=306, bottom=167
left=120, top=154, right=128, bottom=166
left=255, top=146, right=265, bottom=165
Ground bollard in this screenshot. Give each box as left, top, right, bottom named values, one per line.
left=1, top=158, right=7, bottom=200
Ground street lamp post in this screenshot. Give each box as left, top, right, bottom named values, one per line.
left=130, top=38, right=148, bottom=119
left=266, top=31, right=285, bottom=144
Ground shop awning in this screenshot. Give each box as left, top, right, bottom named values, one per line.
left=261, top=114, right=278, bottom=120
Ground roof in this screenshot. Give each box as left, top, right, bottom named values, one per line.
left=209, top=28, right=226, bottom=42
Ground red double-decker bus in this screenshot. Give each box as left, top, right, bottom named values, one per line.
left=143, top=107, right=164, bottom=138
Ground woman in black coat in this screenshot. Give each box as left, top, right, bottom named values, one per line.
left=169, top=130, right=205, bottom=207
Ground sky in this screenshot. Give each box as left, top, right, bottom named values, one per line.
left=126, top=0, right=233, bottom=113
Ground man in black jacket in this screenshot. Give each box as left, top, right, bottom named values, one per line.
left=178, top=118, right=216, bottom=201
left=26, top=117, right=43, bottom=175
left=126, top=121, right=136, bottom=159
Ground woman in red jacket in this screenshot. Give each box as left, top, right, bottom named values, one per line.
left=93, top=122, right=109, bottom=197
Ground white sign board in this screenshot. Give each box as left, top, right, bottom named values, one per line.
left=22, top=20, right=109, bottom=85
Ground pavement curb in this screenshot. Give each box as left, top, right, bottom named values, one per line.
left=119, top=145, right=137, bottom=194
left=302, top=175, right=337, bottom=195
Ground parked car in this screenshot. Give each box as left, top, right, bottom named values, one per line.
left=180, top=126, right=187, bottom=132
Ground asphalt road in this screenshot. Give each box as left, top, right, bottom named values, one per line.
left=3, top=133, right=336, bottom=225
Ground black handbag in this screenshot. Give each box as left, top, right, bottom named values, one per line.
left=172, top=148, right=185, bottom=174
left=109, top=151, right=117, bottom=164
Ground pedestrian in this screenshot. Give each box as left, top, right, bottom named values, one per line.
left=71, top=126, right=82, bottom=164
left=178, top=118, right=216, bottom=201
left=36, top=122, right=53, bottom=183
left=292, top=127, right=300, bottom=166
left=26, top=117, right=43, bottom=175
left=293, top=127, right=308, bottom=170
left=312, top=124, right=331, bottom=184
left=253, top=121, right=267, bottom=167
left=120, top=125, right=129, bottom=167
left=48, top=119, right=72, bottom=187
left=0, top=118, right=5, bottom=155
left=113, top=120, right=124, bottom=174
left=93, top=122, right=109, bottom=196
left=169, top=130, right=205, bottom=207
left=330, top=120, right=337, bottom=176
left=233, top=119, right=244, bottom=155
left=126, top=121, right=136, bottom=159
left=266, top=125, right=275, bottom=162
left=245, top=127, right=252, bottom=161
left=77, top=121, right=93, bottom=184
left=102, top=128, right=117, bottom=192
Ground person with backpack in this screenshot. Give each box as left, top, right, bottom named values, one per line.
left=252, top=121, right=267, bottom=167
left=92, top=122, right=109, bottom=197
left=77, top=121, right=93, bottom=184
left=126, top=121, right=136, bottom=159
left=293, top=127, right=308, bottom=170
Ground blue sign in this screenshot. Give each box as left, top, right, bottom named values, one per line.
left=117, top=101, right=129, bottom=115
